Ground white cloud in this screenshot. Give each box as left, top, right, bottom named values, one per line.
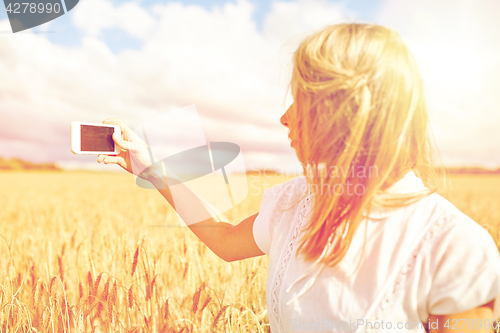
left=73, top=0, right=156, bottom=39
left=263, top=0, right=352, bottom=42
left=376, top=0, right=500, bottom=167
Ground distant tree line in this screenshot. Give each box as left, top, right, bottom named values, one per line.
left=437, top=166, right=500, bottom=174
left=246, top=166, right=500, bottom=176
left=0, top=157, right=61, bottom=171
left=0, top=158, right=498, bottom=174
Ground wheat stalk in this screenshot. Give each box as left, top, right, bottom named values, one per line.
left=145, top=270, right=151, bottom=301
left=33, top=278, right=41, bottom=307
left=200, top=296, right=211, bottom=313
left=77, top=310, right=84, bottom=333
left=29, top=265, right=36, bottom=288
left=182, top=263, right=189, bottom=279
left=57, top=311, right=63, bottom=333
left=97, top=278, right=110, bottom=318
left=102, top=278, right=110, bottom=302
left=87, top=271, right=93, bottom=296
left=131, top=246, right=139, bottom=277
left=49, top=276, right=57, bottom=298
left=93, top=273, right=102, bottom=297
left=57, top=256, right=64, bottom=282
left=42, top=308, right=50, bottom=330
left=107, top=280, right=117, bottom=326
left=70, top=231, right=76, bottom=249
left=66, top=304, right=74, bottom=331
left=192, top=287, right=201, bottom=314
left=148, top=275, right=157, bottom=301
left=78, top=281, right=83, bottom=300
left=108, top=280, right=117, bottom=309
left=127, top=286, right=134, bottom=308
left=212, top=305, right=229, bottom=328
left=164, top=299, right=169, bottom=321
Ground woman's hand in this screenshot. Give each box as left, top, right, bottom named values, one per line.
left=97, top=118, right=152, bottom=175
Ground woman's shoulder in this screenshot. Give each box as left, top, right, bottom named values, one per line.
left=425, top=192, right=493, bottom=241
left=417, top=192, right=499, bottom=276
left=390, top=191, right=498, bottom=264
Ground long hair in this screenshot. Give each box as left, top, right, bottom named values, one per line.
left=289, top=23, right=442, bottom=268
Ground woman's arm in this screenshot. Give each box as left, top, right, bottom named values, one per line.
left=428, top=299, right=495, bottom=332
left=97, top=118, right=265, bottom=262
left=153, top=177, right=264, bottom=262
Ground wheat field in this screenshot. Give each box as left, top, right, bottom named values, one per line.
left=0, top=171, right=499, bottom=332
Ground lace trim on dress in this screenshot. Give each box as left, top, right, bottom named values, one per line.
left=270, top=192, right=312, bottom=333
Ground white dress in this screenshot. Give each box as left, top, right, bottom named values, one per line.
left=253, top=171, right=500, bottom=333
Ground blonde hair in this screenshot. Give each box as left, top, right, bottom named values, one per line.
left=288, top=23, right=442, bottom=268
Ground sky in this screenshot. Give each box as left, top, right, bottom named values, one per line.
left=0, top=0, right=499, bottom=172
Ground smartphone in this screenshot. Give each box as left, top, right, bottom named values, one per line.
left=70, top=121, right=121, bottom=155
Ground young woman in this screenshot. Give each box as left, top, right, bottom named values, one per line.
left=98, top=23, right=500, bottom=332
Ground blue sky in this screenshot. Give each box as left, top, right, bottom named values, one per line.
left=1, top=0, right=383, bottom=53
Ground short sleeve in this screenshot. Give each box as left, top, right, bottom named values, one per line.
left=252, top=186, right=282, bottom=255
left=427, top=210, right=500, bottom=314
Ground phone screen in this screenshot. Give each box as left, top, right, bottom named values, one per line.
left=80, top=125, right=115, bottom=152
